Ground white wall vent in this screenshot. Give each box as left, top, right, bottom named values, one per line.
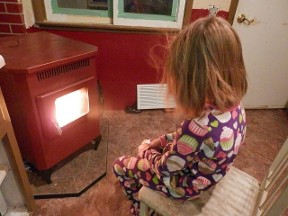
left=137, top=84, right=176, bottom=110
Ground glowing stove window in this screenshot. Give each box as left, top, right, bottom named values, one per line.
left=55, top=88, right=89, bottom=127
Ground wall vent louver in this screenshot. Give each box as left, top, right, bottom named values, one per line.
left=137, top=84, right=176, bottom=110
left=37, top=59, right=90, bottom=81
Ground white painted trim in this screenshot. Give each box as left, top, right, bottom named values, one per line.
left=22, top=0, right=35, bottom=28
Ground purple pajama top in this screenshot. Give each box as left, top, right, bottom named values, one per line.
left=142, top=104, right=246, bottom=199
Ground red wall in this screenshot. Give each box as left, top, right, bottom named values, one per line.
left=0, top=4, right=228, bottom=110
left=27, top=9, right=228, bottom=110
left=27, top=28, right=167, bottom=110
left=191, top=9, right=228, bottom=22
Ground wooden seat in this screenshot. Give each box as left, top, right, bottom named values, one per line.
left=139, top=138, right=288, bottom=216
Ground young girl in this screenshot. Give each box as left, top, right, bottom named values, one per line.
left=113, top=15, right=248, bottom=216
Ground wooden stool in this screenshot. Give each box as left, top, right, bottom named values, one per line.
left=139, top=139, right=288, bottom=216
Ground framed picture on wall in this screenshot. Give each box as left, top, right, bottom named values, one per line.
left=113, top=0, right=187, bottom=29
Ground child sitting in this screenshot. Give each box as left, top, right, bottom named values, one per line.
left=113, top=15, right=248, bottom=216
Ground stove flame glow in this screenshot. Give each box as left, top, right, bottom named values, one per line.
left=55, top=88, right=89, bottom=127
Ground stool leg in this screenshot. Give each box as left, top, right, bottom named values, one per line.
left=140, top=202, right=149, bottom=216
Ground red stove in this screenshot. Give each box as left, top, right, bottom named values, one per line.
left=0, top=32, right=102, bottom=183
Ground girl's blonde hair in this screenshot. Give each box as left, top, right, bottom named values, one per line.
left=163, top=15, right=248, bottom=116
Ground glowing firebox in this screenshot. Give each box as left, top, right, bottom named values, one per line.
left=55, top=88, right=89, bottom=128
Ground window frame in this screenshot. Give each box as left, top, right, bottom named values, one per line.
left=51, top=0, right=109, bottom=17
left=113, top=0, right=186, bottom=29
left=42, top=0, right=112, bottom=25
left=31, top=0, right=239, bottom=32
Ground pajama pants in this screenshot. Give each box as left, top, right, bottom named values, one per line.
left=113, top=156, right=169, bottom=216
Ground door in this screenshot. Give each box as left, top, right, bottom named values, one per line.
left=233, top=0, right=288, bottom=108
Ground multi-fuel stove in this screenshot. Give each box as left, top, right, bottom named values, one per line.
left=0, top=32, right=102, bottom=183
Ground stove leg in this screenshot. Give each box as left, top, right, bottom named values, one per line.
left=25, top=162, right=53, bottom=184
left=91, top=135, right=102, bottom=150
left=39, top=169, right=53, bottom=184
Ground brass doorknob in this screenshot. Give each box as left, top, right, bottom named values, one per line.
left=237, top=14, right=255, bottom=25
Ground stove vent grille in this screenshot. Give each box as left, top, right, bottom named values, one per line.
left=37, top=59, right=90, bottom=81
left=137, top=84, right=176, bottom=110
